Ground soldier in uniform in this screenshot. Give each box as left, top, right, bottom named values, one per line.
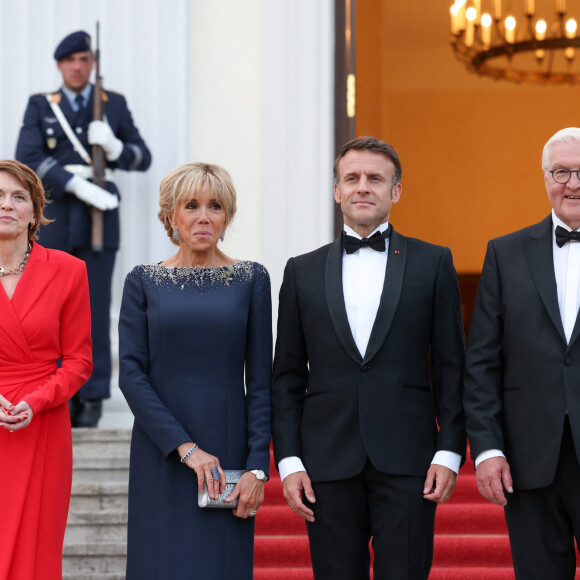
left=15, top=30, right=152, bottom=427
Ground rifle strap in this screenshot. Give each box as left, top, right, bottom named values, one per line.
left=46, top=94, right=92, bottom=165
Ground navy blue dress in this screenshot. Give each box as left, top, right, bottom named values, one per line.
left=118, top=261, right=272, bottom=579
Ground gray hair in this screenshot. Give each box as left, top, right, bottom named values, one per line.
left=542, top=127, right=580, bottom=169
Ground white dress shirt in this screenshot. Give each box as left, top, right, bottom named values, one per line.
left=552, top=211, right=580, bottom=342
left=279, top=222, right=461, bottom=480
left=342, top=223, right=390, bottom=357
left=475, top=210, right=580, bottom=468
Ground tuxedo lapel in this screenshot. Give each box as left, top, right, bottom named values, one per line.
left=325, top=235, right=362, bottom=364
left=523, top=215, right=566, bottom=343
left=569, top=314, right=580, bottom=348
left=363, top=229, right=406, bottom=364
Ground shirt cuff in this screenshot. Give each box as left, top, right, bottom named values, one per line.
left=431, top=450, right=462, bottom=474
left=278, top=456, right=307, bottom=482
left=474, top=449, right=506, bottom=469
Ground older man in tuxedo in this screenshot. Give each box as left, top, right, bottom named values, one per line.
left=272, top=136, right=465, bottom=579
left=464, top=127, right=580, bottom=579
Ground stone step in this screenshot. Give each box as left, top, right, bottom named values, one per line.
left=72, top=456, right=130, bottom=483
left=72, top=428, right=131, bottom=457
left=72, top=428, right=132, bottom=443
left=65, top=430, right=130, bottom=579
left=70, top=482, right=129, bottom=511
left=71, top=427, right=131, bottom=483
left=63, top=543, right=126, bottom=575
left=65, top=511, right=127, bottom=543
left=63, top=575, right=125, bottom=580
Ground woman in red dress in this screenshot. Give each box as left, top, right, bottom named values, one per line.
left=0, top=160, right=93, bottom=580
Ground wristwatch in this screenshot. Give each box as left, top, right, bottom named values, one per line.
left=249, top=469, right=268, bottom=481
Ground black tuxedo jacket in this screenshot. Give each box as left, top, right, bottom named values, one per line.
left=465, top=215, right=580, bottom=490
left=272, top=228, right=466, bottom=483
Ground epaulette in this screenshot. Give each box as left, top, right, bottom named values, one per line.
left=48, top=93, right=62, bottom=104
left=101, top=90, right=109, bottom=102
left=102, top=89, right=123, bottom=98
left=32, top=91, right=57, bottom=99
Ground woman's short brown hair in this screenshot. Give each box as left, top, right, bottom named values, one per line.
left=0, top=160, right=51, bottom=240
left=158, top=161, right=237, bottom=245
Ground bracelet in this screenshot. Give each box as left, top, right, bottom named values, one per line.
left=180, top=444, right=198, bottom=463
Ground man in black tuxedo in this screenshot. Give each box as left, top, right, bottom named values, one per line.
left=271, top=137, right=465, bottom=579
left=464, top=127, right=580, bottom=579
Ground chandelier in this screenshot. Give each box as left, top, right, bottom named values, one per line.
left=450, top=1, right=580, bottom=84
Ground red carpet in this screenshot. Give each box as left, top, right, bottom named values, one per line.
left=254, top=454, right=313, bottom=580
left=254, top=451, right=580, bottom=578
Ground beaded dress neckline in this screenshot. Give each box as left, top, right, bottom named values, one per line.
left=138, top=261, right=255, bottom=289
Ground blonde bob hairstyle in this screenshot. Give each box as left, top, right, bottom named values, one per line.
left=158, top=161, right=237, bottom=245
left=0, top=160, right=52, bottom=240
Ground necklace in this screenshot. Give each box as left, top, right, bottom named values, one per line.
left=0, top=243, right=32, bottom=278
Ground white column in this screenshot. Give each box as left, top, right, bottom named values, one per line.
left=189, top=0, right=265, bottom=262
left=188, top=0, right=334, bottom=312
left=262, top=0, right=335, bottom=304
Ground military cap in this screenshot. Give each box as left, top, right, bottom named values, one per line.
left=54, top=31, right=91, bottom=61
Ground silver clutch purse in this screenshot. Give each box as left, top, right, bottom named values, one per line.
left=198, top=469, right=245, bottom=508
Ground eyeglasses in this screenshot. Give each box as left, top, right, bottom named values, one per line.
left=549, top=168, right=580, bottom=184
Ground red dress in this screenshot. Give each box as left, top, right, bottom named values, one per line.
left=0, top=243, right=93, bottom=580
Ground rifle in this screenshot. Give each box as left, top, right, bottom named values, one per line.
left=91, top=21, right=105, bottom=251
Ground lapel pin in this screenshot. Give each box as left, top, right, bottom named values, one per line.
left=394, top=250, right=400, bottom=254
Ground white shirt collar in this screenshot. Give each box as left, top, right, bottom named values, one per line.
left=343, top=220, right=390, bottom=240
left=552, top=209, right=579, bottom=233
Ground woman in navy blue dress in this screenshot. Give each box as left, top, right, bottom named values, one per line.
left=118, top=162, right=272, bottom=579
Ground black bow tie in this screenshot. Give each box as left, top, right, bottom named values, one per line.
left=343, top=227, right=390, bottom=255
left=555, top=225, right=580, bottom=248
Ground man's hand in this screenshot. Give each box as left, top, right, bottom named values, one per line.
left=88, top=120, right=123, bottom=161
left=423, top=464, right=457, bottom=503
left=283, top=471, right=316, bottom=522
left=476, top=456, right=513, bottom=506
left=66, top=176, right=119, bottom=211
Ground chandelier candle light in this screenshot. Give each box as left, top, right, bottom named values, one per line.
left=450, top=0, right=580, bottom=84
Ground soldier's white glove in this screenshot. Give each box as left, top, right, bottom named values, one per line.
left=88, top=120, right=123, bottom=161
left=65, top=175, right=119, bottom=211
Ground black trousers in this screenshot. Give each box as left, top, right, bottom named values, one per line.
left=73, top=248, right=116, bottom=400
left=304, top=459, right=436, bottom=580
left=505, top=417, right=580, bottom=580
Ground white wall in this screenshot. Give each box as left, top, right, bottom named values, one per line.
left=190, top=0, right=335, bottom=307
left=0, top=0, right=335, bottom=332
left=262, top=0, right=335, bottom=298
left=189, top=0, right=265, bottom=263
